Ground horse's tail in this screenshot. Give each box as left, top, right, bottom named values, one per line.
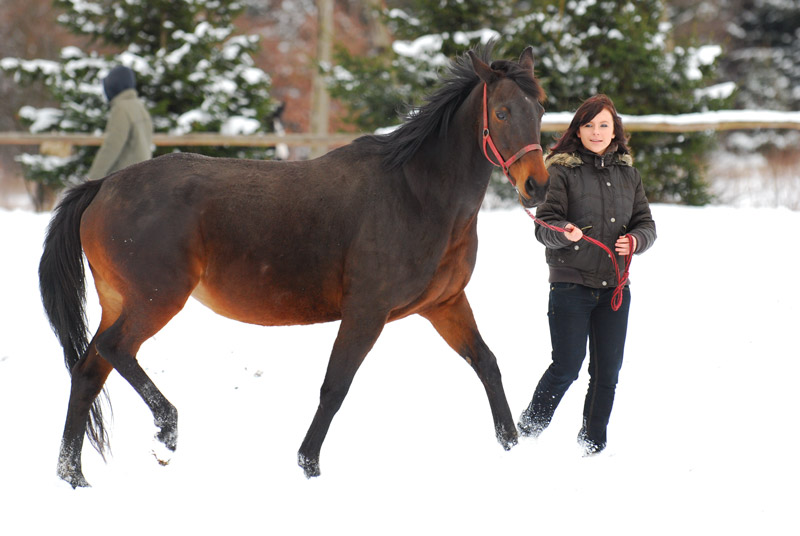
left=39, top=180, right=109, bottom=454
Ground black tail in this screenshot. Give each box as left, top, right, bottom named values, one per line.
left=39, top=180, right=110, bottom=454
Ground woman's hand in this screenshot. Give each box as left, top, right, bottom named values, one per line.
left=615, top=235, right=637, bottom=256
left=564, top=223, right=583, bottom=242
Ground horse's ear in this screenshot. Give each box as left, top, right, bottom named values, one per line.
left=468, top=50, right=496, bottom=84
left=519, top=46, right=535, bottom=73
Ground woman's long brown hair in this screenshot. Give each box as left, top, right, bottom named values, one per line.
left=546, top=94, right=630, bottom=161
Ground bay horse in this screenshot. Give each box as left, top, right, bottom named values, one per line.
left=39, top=44, right=548, bottom=487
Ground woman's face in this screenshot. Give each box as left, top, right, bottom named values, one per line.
left=577, top=108, right=615, bottom=154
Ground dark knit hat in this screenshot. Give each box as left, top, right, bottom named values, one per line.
left=103, top=65, right=136, bottom=102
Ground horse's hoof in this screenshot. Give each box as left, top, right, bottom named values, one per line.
left=59, top=470, right=90, bottom=489
left=297, top=453, right=320, bottom=478
left=155, top=408, right=178, bottom=452
left=155, top=427, right=178, bottom=452
left=57, top=458, right=91, bottom=488
left=496, top=424, right=519, bottom=451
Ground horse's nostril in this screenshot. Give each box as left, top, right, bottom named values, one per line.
left=524, top=178, right=536, bottom=197
left=523, top=177, right=549, bottom=207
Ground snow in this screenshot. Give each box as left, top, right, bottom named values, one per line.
left=352, top=110, right=800, bottom=140
left=18, top=106, right=62, bottom=133
left=453, top=29, right=501, bottom=46
left=15, top=153, right=76, bottom=171
left=240, top=66, right=270, bottom=85
left=1, top=202, right=798, bottom=535
left=221, top=116, right=261, bottom=136
left=686, top=44, right=722, bottom=80
left=163, top=43, right=192, bottom=67
left=393, top=35, right=449, bottom=65
left=0, top=57, right=61, bottom=77
left=390, top=30, right=502, bottom=66
left=697, top=81, right=737, bottom=100
left=174, top=109, right=213, bottom=135
left=541, top=109, right=800, bottom=128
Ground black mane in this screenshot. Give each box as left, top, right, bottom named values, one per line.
left=355, top=42, right=545, bottom=170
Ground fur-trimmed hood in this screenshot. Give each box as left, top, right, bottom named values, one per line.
left=546, top=150, right=633, bottom=169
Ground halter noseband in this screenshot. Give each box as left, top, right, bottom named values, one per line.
left=481, top=83, right=543, bottom=187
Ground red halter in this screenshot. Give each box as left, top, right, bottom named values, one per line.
left=481, top=83, right=543, bottom=186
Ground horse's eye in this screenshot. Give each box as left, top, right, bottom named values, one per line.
left=495, top=111, right=507, bottom=121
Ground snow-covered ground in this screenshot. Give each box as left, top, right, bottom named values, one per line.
left=1, top=202, right=798, bottom=535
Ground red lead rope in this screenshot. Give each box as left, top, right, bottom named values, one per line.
left=523, top=207, right=633, bottom=311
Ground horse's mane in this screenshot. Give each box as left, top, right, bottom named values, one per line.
left=356, top=42, right=545, bottom=170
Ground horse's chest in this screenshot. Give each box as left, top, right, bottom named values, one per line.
left=386, top=230, right=477, bottom=318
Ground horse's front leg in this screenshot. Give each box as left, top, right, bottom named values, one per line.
left=422, top=292, right=518, bottom=450
left=298, top=312, right=387, bottom=478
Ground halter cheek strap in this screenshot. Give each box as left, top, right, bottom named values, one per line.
left=481, top=83, right=543, bottom=186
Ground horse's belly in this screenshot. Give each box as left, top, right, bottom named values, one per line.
left=191, top=281, right=341, bottom=326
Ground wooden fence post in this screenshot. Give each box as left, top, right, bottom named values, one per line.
left=34, top=139, right=73, bottom=212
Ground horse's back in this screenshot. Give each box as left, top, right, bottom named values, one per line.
left=83, top=151, right=366, bottom=243
left=80, top=152, right=370, bottom=326
left=79, top=149, right=474, bottom=327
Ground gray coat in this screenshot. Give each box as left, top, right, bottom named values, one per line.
left=534, top=148, right=657, bottom=288
left=87, top=88, right=153, bottom=180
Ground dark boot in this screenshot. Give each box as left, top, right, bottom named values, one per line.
left=517, top=385, right=565, bottom=438
left=518, top=406, right=547, bottom=438
left=577, top=418, right=606, bottom=456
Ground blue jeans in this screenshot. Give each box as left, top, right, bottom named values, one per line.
left=522, top=283, right=631, bottom=448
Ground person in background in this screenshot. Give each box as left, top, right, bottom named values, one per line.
left=87, top=65, right=153, bottom=180
left=518, top=94, right=657, bottom=456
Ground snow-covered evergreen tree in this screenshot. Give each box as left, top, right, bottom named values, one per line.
left=329, top=0, right=510, bottom=131
left=506, top=0, right=729, bottom=204
left=330, top=0, right=727, bottom=205
left=721, top=0, right=800, bottom=112
left=1, top=0, right=279, bottom=190
left=718, top=0, right=800, bottom=153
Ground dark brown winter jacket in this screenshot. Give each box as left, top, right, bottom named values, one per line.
left=534, top=147, right=657, bottom=288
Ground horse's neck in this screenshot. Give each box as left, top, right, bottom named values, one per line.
left=404, top=87, right=492, bottom=214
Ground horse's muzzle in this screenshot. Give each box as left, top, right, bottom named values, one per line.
left=519, top=177, right=549, bottom=208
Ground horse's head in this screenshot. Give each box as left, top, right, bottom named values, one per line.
left=469, top=47, right=549, bottom=208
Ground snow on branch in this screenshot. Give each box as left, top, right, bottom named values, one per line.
left=543, top=110, right=800, bottom=132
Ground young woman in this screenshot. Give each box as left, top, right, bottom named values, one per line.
left=518, top=94, right=657, bottom=455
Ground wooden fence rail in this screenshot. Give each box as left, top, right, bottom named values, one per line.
left=1, top=110, right=799, bottom=154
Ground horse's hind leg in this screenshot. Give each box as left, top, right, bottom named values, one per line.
left=298, top=311, right=387, bottom=477
left=58, top=335, right=114, bottom=488
left=57, top=289, right=184, bottom=487
left=94, top=311, right=180, bottom=455
left=422, top=292, right=518, bottom=450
